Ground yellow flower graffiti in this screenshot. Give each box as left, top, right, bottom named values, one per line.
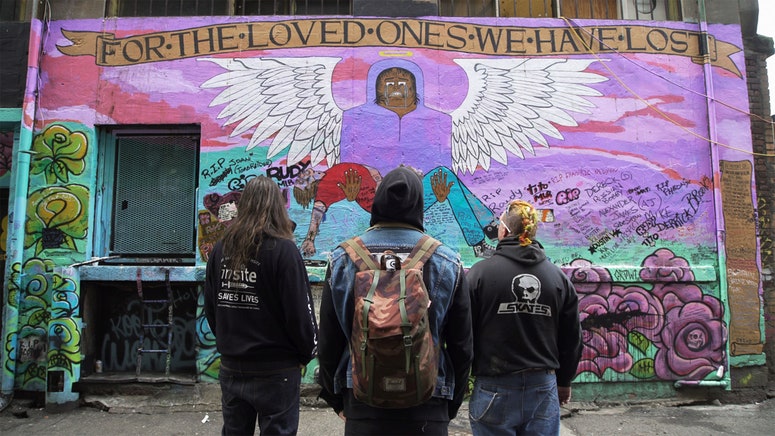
left=25, top=185, right=89, bottom=256
left=30, top=125, right=88, bottom=184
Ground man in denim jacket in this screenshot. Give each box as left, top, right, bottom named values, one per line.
left=318, top=166, right=473, bottom=435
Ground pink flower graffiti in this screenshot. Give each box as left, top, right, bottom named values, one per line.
left=571, top=260, right=636, bottom=377
left=645, top=249, right=727, bottom=380
left=570, top=249, right=726, bottom=381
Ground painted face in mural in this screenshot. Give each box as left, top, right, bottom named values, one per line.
left=375, top=67, right=417, bottom=116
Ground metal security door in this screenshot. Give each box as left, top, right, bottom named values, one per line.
left=112, top=134, right=198, bottom=257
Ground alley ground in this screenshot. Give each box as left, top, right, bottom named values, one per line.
left=0, top=384, right=774, bottom=435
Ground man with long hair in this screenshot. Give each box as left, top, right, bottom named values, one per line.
left=204, top=175, right=318, bottom=435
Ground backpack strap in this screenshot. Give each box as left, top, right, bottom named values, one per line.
left=400, top=236, right=441, bottom=372
left=398, top=267, right=412, bottom=372
left=340, top=236, right=379, bottom=377
left=339, top=236, right=379, bottom=271
left=341, top=235, right=441, bottom=271
left=402, top=235, right=442, bottom=270
left=360, top=269, right=380, bottom=377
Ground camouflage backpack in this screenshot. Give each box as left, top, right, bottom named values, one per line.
left=339, top=235, right=441, bottom=409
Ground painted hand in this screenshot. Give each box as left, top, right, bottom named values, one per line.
left=431, top=169, right=454, bottom=203
left=337, top=168, right=362, bottom=201
left=301, top=237, right=317, bottom=257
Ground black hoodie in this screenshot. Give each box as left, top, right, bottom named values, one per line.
left=369, top=166, right=424, bottom=231
left=466, top=237, right=582, bottom=386
left=204, top=236, right=318, bottom=371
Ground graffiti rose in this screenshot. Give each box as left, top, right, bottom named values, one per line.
left=17, top=258, right=58, bottom=347
left=567, top=259, right=612, bottom=296
left=572, top=248, right=727, bottom=383
left=641, top=248, right=694, bottom=282
left=49, top=318, right=82, bottom=374
left=573, top=259, right=664, bottom=379
left=577, top=325, right=633, bottom=377
left=21, top=257, right=58, bottom=298
left=25, top=184, right=89, bottom=255
left=5, top=263, right=21, bottom=314
left=577, top=289, right=636, bottom=377
left=642, top=249, right=727, bottom=379
left=30, top=124, right=88, bottom=184
left=607, top=285, right=664, bottom=334
left=654, top=299, right=727, bottom=379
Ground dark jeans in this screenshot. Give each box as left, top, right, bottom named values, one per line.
left=341, top=389, right=451, bottom=435
left=345, top=418, right=449, bottom=435
left=219, top=365, right=302, bottom=435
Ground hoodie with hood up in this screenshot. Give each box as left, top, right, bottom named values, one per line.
left=466, top=237, right=582, bottom=387
left=317, top=166, right=473, bottom=422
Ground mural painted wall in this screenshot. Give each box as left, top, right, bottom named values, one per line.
left=1, top=15, right=765, bottom=400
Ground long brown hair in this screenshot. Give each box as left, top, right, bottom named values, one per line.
left=220, top=175, right=295, bottom=269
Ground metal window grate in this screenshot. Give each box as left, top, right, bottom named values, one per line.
left=107, top=0, right=681, bottom=20
left=109, top=0, right=352, bottom=16
left=115, top=0, right=229, bottom=16
left=112, top=134, right=198, bottom=257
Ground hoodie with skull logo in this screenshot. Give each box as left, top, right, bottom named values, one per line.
left=466, top=237, right=582, bottom=387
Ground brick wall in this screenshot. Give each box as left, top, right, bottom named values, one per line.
left=744, top=34, right=775, bottom=392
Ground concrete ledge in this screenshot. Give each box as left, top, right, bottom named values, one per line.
left=81, top=383, right=221, bottom=414
left=79, top=265, right=205, bottom=282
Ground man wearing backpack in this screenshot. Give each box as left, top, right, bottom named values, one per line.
left=466, top=199, right=582, bottom=436
left=318, top=166, right=473, bottom=435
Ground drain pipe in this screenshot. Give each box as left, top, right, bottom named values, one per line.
left=0, top=5, right=43, bottom=401
left=675, top=365, right=728, bottom=388
left=674, top=380, right=729, bottom=388
left=697, top=0, right=731, bottom=389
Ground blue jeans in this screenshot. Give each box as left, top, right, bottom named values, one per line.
left=469, top=370, right=559, bottom=436
left=219, top=365, right=302, bottom=435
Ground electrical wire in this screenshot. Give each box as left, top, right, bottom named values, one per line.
left=561, top=16, right=775, bottom=158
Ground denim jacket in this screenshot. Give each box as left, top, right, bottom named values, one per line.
left=317, top=225, right=473, bottom=418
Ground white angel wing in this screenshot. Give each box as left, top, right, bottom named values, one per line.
left=451, top=58, right=607, bottom=174
left=200, top=57, right=343, bottom=167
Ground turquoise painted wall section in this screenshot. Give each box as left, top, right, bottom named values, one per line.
left=2, top=15, right=765, bottom=401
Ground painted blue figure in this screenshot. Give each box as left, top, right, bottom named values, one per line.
left=295, top=165, right=498, bottom=258
left=423, top=167, right=498, bottom=257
